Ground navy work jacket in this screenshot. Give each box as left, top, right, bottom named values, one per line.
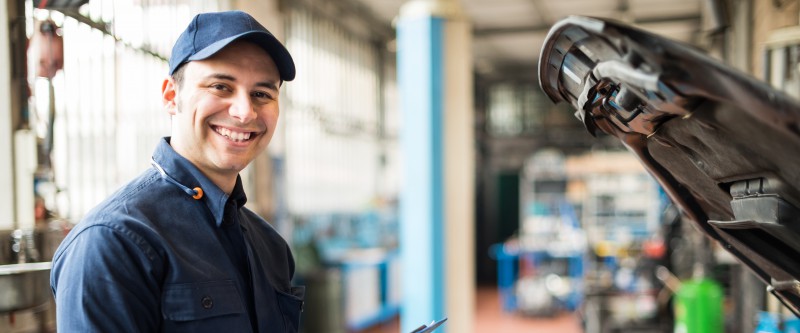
left=51, top=137, right=303, bottom=332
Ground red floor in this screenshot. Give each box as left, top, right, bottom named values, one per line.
left=360, top=286, right=583, bottom=333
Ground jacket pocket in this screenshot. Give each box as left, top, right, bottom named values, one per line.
left=276, top=286, right=305, bottom=333
left=162, top=280, right=244, bottom=322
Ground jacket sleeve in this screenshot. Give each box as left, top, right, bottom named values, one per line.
left=51, top=224, right=163, bottom=332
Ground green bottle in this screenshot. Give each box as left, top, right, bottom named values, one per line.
left=673, top=276, right=724, bottom=333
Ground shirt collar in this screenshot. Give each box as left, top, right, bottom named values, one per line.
left=152, top=137, right=248, bottom=227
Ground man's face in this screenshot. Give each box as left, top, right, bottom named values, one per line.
left=162, top=41, right=281, bottom=183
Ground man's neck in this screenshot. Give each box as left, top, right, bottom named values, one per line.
left=167, top=139, right=238, bottom=195
left=206, top=171, right=237, bottom=195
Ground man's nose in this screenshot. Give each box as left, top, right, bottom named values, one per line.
left=229, top=92, right=256, bottom=122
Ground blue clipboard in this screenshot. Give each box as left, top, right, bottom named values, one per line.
left=410, top=317, right=447, bottom=333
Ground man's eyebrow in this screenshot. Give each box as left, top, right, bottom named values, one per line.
left=204, top=73, right=278, bottom=91
left=206, top=73, right=236, bottom=82
left=255, top=81, right=279, bottom=92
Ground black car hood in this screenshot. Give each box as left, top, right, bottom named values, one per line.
left=538, top=16, right=800, bottom=314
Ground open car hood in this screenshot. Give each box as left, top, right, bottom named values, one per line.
left=538, top=16, right=800, bottom=314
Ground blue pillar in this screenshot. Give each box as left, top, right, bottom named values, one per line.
left=398, top=1, right=474, bottom=332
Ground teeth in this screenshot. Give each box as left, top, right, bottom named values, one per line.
left=215, top=127, right=252, bottom=142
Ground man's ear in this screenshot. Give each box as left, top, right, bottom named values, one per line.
left=162, top=77, right=178, bottom=115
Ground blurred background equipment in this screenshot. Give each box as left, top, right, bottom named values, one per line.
left=29, top=20, right=62, bottom=80
left=566, top=151, right=667, bottom=333
left=292, top=210, right=400, bottom=333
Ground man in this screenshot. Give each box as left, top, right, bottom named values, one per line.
left=50, top=11, right=303, bottom=332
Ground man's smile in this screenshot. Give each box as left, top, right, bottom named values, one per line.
left=212, top=125, right=259, bottom=143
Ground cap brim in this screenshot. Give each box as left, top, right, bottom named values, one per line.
left=188, top=31, right=296, bottom=81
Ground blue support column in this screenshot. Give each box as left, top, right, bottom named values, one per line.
left=397, top=1, right=474, bottom=332
left=398, top=14, right=446, bottom=330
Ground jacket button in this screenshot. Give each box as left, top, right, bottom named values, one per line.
left=201, top=296, right=214, bottom=309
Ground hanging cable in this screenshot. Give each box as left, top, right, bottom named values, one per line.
left=150, top=158, right=203, bottom=199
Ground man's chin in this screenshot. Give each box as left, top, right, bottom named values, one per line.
left=215, top=159, right=251, bottom=174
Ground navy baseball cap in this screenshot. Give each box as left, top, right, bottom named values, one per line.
left=168, top=11, right=295, bottom=81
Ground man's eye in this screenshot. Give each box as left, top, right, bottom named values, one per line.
left=211, top=84, right=229, bottom=91
left=252, top=91, right=272, bottom=99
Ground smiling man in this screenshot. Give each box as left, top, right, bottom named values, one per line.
left=50, top=11, right=303, bottom=333
left=165, top=40, right=281, bottom=193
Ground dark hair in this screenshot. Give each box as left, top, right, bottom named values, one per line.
left=172, top=64, right=186, bottom=88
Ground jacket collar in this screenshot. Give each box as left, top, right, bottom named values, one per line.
left=152, top=137, right=247, bottom=227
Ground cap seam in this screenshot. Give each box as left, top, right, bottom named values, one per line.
left=191, top=14, right=200, bottom=58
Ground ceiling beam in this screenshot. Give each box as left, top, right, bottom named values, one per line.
left=281, top=0, right=394, bottom=42
left=473, top=13, right=702, bottom=37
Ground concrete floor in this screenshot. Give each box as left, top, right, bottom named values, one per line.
left=361, top=286, right=583, bottom=333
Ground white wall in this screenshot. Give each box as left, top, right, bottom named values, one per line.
left=0, top=1, right=15, bottom=229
